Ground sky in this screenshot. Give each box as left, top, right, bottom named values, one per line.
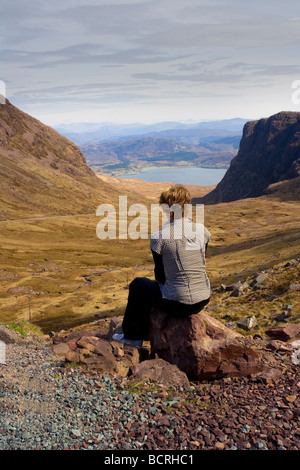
left=1, top=0, right=300, bottom=126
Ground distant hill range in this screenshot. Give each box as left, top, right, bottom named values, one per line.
left=54, top=119, right=247, bottom=175
left=54, top=118, right=247, bottom=145
left=80, top=136, right=238, bottom=174
left=199, top=111, right=300, bottom=204
left=0, top=99, right=132, bottom=220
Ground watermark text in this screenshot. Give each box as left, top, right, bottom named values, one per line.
left=96, top=196, right=205, bottom=248
left=291, top=80, right=300, bottom=105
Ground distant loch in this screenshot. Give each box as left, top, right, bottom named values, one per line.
left=118, top=166, right=227, bottom=186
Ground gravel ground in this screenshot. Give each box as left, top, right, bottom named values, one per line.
left=0, top=340, right=299, bottom=451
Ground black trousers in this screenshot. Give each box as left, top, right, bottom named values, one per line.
left=122, top=277, right=210, bottom=340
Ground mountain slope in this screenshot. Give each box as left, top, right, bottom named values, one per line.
left=0, top=100, right=125, bottom=220
left=200, top=111, right=300, bottom=204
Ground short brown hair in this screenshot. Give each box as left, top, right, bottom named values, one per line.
left=159, top=184, right=191, bottom=217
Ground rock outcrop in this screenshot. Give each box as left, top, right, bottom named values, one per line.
left=52, top=327, right=145, bottom=377
left=199, top=111, right=300, bottom=204
left=51, top=310, right=300, bottom=383
left=149, top=310, right=263, bottom=381
left=51, top=312, right=265, bottom=382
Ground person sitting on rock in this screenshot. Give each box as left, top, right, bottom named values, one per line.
left=113, top=184, right=211, bottom=349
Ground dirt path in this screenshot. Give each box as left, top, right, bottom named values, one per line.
left=0, top=213, right=96, bottom=224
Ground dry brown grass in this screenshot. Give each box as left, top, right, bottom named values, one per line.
left=96, top=174, right=215, bottom=202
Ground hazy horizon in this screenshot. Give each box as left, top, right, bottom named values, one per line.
left=53, top=115, right=249, bottom=128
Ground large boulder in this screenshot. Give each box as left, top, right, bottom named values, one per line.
left=149, top=310, right=263, bottom=381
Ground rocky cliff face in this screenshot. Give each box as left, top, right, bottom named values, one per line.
left=0, top=99, right=122, bottom=219
left=199, top=111, right=300, bottom=204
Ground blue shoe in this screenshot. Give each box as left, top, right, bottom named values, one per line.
left=112, top=333, right=143, bottom=349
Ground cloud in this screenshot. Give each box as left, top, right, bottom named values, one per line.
left=1, top=0, right=300, bottom=123
left=16, top=45, right=175, bottom=69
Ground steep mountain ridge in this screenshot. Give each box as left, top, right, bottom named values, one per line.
left=200, top=111, right=300, bottom=204
left=0, top=100, right=128, bottom=220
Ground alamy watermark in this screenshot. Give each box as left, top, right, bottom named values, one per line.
left=96, top=196, right=205, bottom=249
left=0, top=80, right=6, bottom=104
left=0, top=341, right=6, bottom=365
left=291, top=80, right=300, bottom=105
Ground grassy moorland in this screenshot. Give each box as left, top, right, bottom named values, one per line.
left=0, top=213, right=152, bottom=332
left=204, top=189, right=300, bottom=333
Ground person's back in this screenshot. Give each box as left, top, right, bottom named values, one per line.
left=150, top=217, right=211, bottom=304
